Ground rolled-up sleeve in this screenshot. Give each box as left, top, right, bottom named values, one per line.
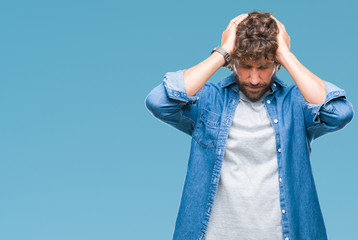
left=303, top=81, right=354, bottom=141
left=144, top=69, right=203, bottom=136
left=162, top=69, right=200, bottom=104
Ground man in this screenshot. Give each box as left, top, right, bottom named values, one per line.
left=145, top=11, right=354, bottom=240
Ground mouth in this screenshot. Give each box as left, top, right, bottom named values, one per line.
left=247, top=86, right=262, bottom=91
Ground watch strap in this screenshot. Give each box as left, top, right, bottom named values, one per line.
left=211, top=46, right=231, bottom=67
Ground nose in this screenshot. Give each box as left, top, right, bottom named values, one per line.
left=249, top=68, right=260, bottom=85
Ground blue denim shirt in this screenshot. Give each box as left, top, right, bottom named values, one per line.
left=144, top=69, right=354, bottom=240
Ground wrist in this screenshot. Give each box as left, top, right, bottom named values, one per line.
left=211, top=46, right=231, bottom=67
left=211, top=51, right=226, bottom=66
left=220, top=45, right=233, bottom=55
left=277, top=50, right=294, bottom=68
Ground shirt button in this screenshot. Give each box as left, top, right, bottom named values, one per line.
left=273, top=83, right=277, bottom=87
left=282, top=209, right=286, bottom=214
left=279, top=178, right=282, bottom=182
left=266, top=100, right=271, bottom=104
left=274, top=119, right=278, bottom=123
left=278, top=148, right=281, bottom=153
left=285, top=238, right=290, bottom=240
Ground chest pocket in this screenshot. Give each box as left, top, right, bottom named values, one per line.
left=193, top=108, right=221, bottom=148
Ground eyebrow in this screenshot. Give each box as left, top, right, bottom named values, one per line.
left=239, top=62, right=273, bottom=67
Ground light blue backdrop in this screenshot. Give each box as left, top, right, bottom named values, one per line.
left=1, top=0, right=357, bottom=239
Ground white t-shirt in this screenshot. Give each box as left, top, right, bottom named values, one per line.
left=204, top=89, right=283, bottom=240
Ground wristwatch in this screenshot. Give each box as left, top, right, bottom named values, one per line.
left=211, top=46, right=231, bottom=67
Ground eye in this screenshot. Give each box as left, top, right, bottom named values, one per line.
left=259, top=65, right=271, bottom=70
left=240, top=65, right=251, bottom=69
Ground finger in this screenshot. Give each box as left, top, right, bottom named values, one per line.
left=226, top=13, right=248, bottom=30
left=271, top=15, right=286, bottom=32
left=230, top=13, right=248, bottom=23
left=271, top=15, right=281, bottom=28
left=271, top=15, right=282, bottom=27
left=236, top=13, right=249, bottom=23
left=271, top=16, right=286, bottom=34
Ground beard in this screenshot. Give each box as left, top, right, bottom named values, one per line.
left=233, top=72, right=276, bottom=102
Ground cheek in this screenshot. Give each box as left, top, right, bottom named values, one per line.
left=261, top=68, right=275, bottom=80
left=236, top=69, right=249, bottom=78
left=260, top=69, right=275, bottom=83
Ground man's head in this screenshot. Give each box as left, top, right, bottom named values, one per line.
left=230, top=11, right=280, bottom=102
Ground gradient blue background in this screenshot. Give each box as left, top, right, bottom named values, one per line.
left=1, top=0, right=357, bottom=239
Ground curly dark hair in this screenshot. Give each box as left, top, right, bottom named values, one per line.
left=229, top=10, right=279, bottom=70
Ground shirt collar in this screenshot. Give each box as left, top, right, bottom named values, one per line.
left=220, top=73, right=287, bottom=91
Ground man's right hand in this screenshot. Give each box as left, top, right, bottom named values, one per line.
left=183, top=13, right=249, bottom=97
left=221, top=13, right=249, bottom=55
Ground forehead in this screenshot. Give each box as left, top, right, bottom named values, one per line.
left=239, top=58, right=274, bottom=66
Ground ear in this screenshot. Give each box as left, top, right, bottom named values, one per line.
left=275, top=62, right=281, bottom=72
left=271, top=62, right=280, bottom=77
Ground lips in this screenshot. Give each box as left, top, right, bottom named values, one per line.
left=248, top=86, right=261, bottom=91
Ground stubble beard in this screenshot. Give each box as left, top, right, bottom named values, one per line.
left=233, top=72, right=276, bottom=102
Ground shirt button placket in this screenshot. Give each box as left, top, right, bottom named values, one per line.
left=273, top=117, right=288, bottom=239
left=267, top=102, right=288, bottom=239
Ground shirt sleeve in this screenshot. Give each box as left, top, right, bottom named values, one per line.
left=144, top=69, right=203, bottom=136
left=162, top=69, right=200, bottom=104
left=302, top=81, right=354, bottom=141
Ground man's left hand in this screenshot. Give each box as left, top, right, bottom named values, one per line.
left=271, top=16, right=291, bottom=66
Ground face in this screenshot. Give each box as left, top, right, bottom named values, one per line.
left=233, top=58, right=276, bottom=102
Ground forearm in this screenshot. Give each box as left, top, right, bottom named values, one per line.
left=280, top=52, right=326, bottom=104
left=184, top=51, right=226, bottom=96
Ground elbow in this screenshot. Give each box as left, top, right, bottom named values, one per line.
left=331, top=99, right=354, bottom=130
left=145, top=85, right=162, bottom=118
left=319, top=98, right=354, bottom=131
left=145, top=83, right=174, bottom=119
left=338, top=100, right=354, bottom=128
